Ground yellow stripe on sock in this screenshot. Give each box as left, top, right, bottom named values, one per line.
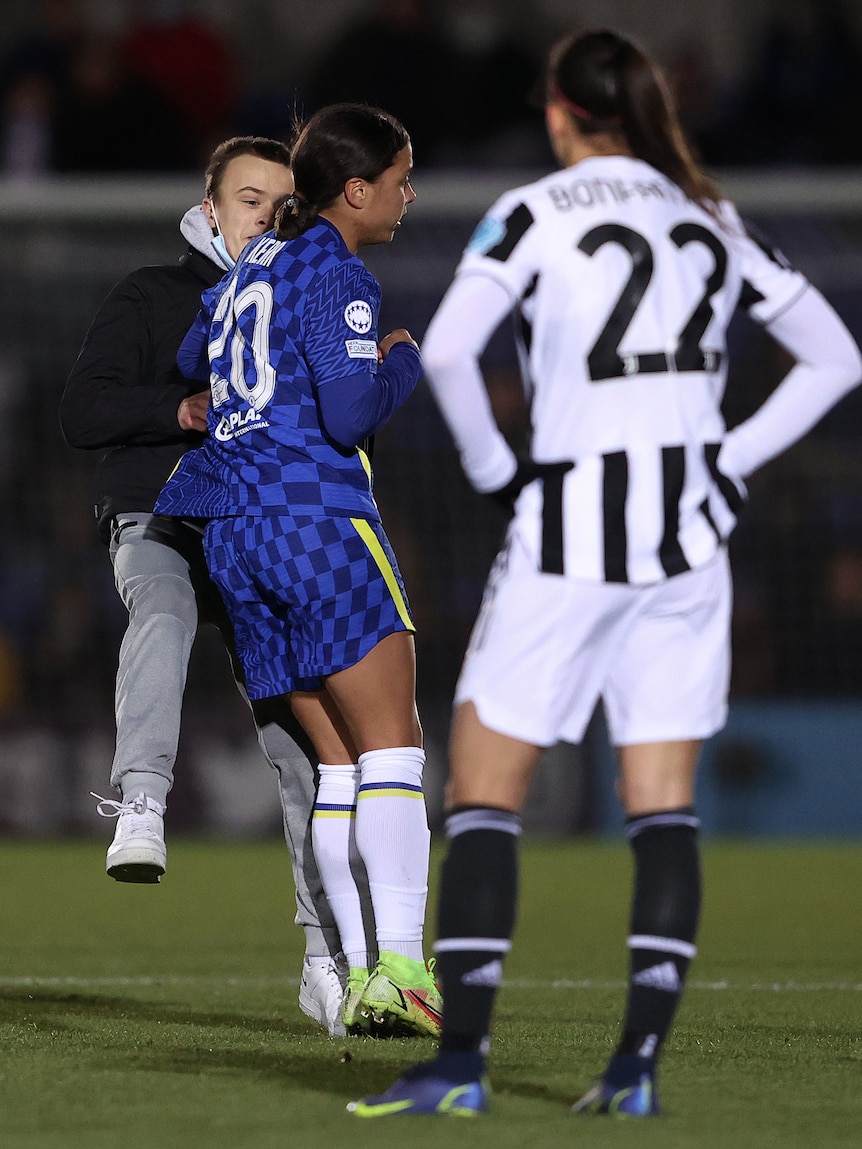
left=350, top=517, right=414, bottom=631
left=358, top=787, right=424, bottom=800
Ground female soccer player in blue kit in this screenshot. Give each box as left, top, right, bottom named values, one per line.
left=156, top=103, right=441, bottom=1039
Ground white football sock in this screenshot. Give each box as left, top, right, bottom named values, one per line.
left=355, top=746, right=430, bottom=962
left=311, top=764, right=374, bottom=963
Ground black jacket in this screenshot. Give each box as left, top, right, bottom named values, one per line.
left=60, top=247, right=224, bottom=542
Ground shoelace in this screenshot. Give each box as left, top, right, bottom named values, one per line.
left=304, top=959, right=346, bottom=1026
left=420, top=957, right=440, bottom=991
left=311, top=958, right=347, bottom=990
left=322, top=965, right=346, bottom=1001
left=91, top=792, right=157, bottom=818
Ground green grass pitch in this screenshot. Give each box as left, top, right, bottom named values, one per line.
left=0, top=837, right=859, bottom=1148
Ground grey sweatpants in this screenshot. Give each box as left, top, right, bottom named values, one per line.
left=109, top=512, right=340, bottom=958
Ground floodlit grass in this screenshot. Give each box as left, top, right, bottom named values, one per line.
left=0, top=838, right=859, bottom=1148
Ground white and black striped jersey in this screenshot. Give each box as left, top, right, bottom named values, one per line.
left=423, top=155, right=862, bottom=585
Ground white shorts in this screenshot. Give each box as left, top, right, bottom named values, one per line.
left=455, top=532, right=732, bottom=747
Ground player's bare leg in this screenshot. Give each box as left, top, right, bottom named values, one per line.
left=616, top=740, right=699, bottom=815
left=448, top=701, right=542, bottom=812
left=323, top=631, right=422, bottom=752
left=302, top=635, right=438, bottom=1037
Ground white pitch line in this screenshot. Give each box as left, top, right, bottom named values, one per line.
left=0, top=976, right=298, bottom=988
left=0, top=976, right=859, bottom=992
left=506, top=979, right=862, bottom=992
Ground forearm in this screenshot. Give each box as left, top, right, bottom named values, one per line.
left=318, top=343, right=422, bottom=448
left=721, top=288, right=862, bottom=477
left=422, top=274, right=518, bottom=492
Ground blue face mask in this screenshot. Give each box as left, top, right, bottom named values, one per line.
left=210, top=205, right=235, bottom=270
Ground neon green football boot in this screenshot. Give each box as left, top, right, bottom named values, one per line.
left=359, top=952, right=443, bottom=1038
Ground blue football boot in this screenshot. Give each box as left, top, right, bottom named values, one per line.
left=571, top=1055, right=660, bottom=1117
left=347, top=1058, right=489, bottom=1117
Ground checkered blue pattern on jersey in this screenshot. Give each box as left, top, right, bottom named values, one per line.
left=205, top=512, right=414, bottom=698
left=156, top=219, right=383, bottom=522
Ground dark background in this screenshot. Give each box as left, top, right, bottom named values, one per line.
left=1, top=0, right=861, bottom=837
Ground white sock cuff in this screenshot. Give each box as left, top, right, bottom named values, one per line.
left=358, top=746, right=425, bottom=787
left=315, top=763, right=359, bottom=804
left=317, top=762, right=359, bottom=780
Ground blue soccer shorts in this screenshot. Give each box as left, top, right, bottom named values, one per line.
left=204, top=513, right=415, bottom=699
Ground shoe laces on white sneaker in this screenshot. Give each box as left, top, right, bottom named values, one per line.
left=92, top=791, right=165, bottom=834
left=300, top=954, right=348, bottom=1037
left=95, top=792, right=166, bottom=884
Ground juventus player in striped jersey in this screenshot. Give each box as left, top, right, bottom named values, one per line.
left=348, top=29, right=862, bottom=1118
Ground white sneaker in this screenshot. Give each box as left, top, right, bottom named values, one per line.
left=299, top=954, right=348, bottom=1037
left=92, top=791, right=167, bottom=884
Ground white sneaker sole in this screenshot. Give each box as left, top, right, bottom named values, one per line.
left=106, top=840, right=166, bottom=884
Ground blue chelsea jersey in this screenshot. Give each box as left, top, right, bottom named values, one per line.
left=156, top=218, right=382, bottom=521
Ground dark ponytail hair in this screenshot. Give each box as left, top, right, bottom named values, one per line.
left=546, top=29, right=720, bottom=212
left=275, top=103, right=410, bottom=240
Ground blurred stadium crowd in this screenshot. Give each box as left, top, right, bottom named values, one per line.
left=2, top=0, right=862, bottom=175
left=1, top=0, right=862, bottom=834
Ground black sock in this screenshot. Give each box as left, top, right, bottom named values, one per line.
left=434, top=806, right=521, bottom=1058
left=615, top=808, right=701, bottom=1060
